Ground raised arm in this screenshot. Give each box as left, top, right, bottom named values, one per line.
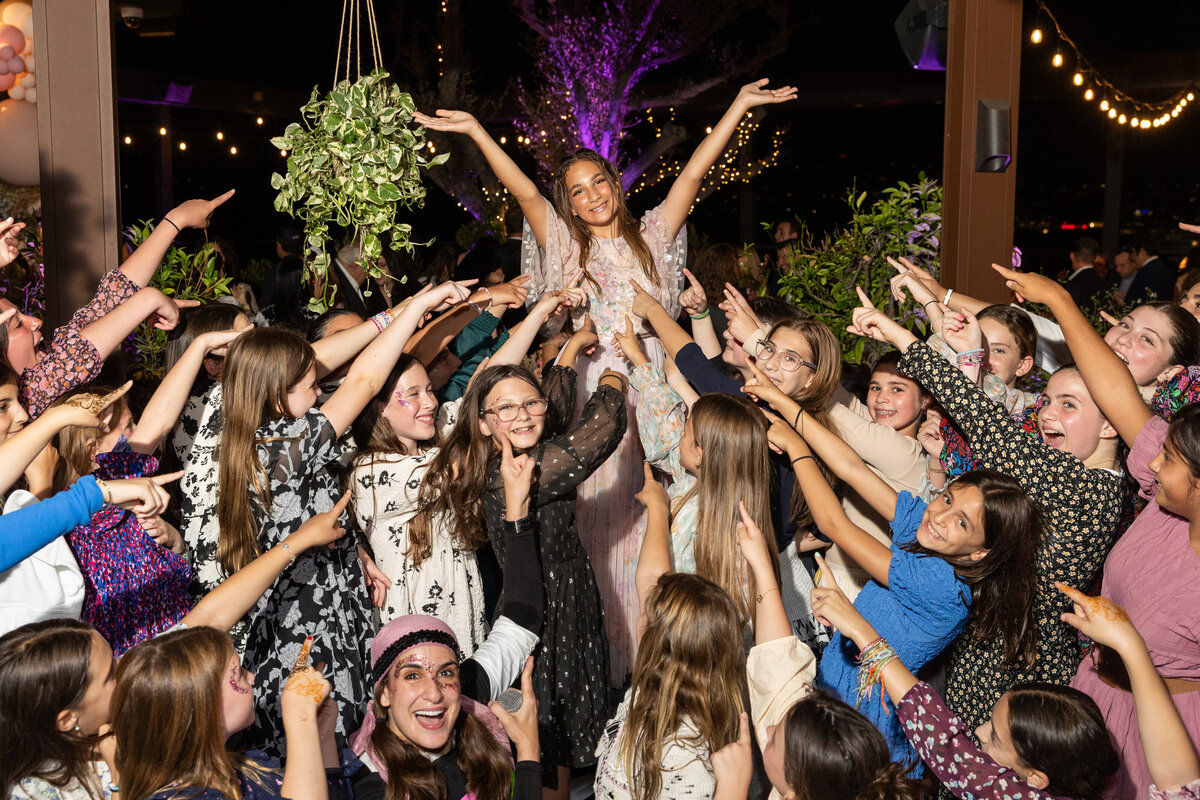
left=634, top=464, right=672, bottom=619
left=321, top=280, right=473, bottom=435
left=120, top=190, right=235, bottom=287
left=765, top=414, right=894, bottom=587
left=660, top=80, right=796, bottom=237
left=77, top=288, right=196, bottom=362
left=737, top=501, right=791, bottom=643
left=128, top=329, right=247, bottom=455
left=413, top=110, right=549, bottom=248
left=489, top=287, right=584, bottom=367
left=407, top=276, right=530, bottom=365
left=996, top=264, right=1151, bottom=445
left=1058, top=583, right=1200, bottom=793
left=679, top=268, right=723, bottom=357
left=631, top=279, right=695, bottom=359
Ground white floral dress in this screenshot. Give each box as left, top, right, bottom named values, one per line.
left=349, top=398, right=487, bottom=654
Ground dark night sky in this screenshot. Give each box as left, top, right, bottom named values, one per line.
left=111, top=1, right=1200, bottom=272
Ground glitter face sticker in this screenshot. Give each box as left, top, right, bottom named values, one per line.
left=229, top=664, right=251, bottom=695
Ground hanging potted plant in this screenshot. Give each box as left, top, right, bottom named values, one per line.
left=270, top=67, right=448, bottom=312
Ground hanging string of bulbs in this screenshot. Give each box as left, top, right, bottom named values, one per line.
left=1029, top=0, right=1194, bottom=130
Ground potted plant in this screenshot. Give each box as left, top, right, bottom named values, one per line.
left=271, top=68, right=447, bottom=312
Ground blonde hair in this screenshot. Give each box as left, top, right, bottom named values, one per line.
left=766, top=318, right=842, bottom=527
left=112, top=627, right=275, bottom=800
left=619, top=574, right=746, bottom=800
left=550, top=149, right=659, bottom=292
left=49, top=386, right=129, bottom=494
left=217, top=328, right=315, bottom=573
left=682, top=393, right=779, bottom=625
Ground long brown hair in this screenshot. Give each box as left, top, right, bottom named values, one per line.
left=217, top=328, right=315, bottom=573
left=0, top=620, right=107, bottom=800
left=111, top=627, right=275, bottom=800
left=1006, top=683, right=1118, bottom=800
left=906, top=469, right=1041, bottom=668
left=683, top=393, right=779, bottom=625
left=766, top=318, right=842, bottom=527
left=551, top=149, right=659, bottom=292
left=619, top=574, right=746, bottom=800
left=367, top=682, right=512, bottom=800
left=781, top=691, right=928, bottom=800
left=352, top=355, right=442, bottom=565
left=409, top=364, right=549, bottom=554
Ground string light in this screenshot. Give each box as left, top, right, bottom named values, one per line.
left=158, top=127, right=167, bottom=136
left=256, top=117, right=264, bottom=125
left=123, top=135, right=131, bottom=144
left=178, top=142, right=187, bottom=151
left=230, top=146, right=238, bottom=155
left=280, top=149, right=288, bottom=157
left=1032, top=1, right=1194, bottom=131
left=216, top=131, right=224, bottom=140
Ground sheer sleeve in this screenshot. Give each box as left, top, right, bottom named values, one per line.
left=540, top=364, right=578, bottom=436
left=532, top=384, right=626, bottom=506
left=522, top=196, right=574, bottom=336
left=641, top=203, right=687, bottom=320
left=630, top=363, right=687, bottom=481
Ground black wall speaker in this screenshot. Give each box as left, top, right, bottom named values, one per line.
left=895, top=0, right=949, bottom=71
left=976, top=99, right=1012, bottom=172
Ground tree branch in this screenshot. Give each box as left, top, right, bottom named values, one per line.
left=620, top=122, right=686, bottom=191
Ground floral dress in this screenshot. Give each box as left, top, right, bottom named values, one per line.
left=480, top=365, right=626, bottom=770
left=239, top=410, right=373, bottom=759
left=523, top=197, right=685, bottom=683
left=899, top=342, right=1127, bottom=732
left=20, top=269, right=139, bottom=419
left=66, top=439, right=191, bottom=655
left=349, top=398, right=487, bottom=654
left=897, top=681, right=1200, bottom=800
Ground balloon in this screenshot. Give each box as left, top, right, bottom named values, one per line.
left=17, top=71, right=31, bottom=88
left=22, top=53, right=31, bottom=72
left=7, top=83, right=22, bottom=100
left=16, top=15, right=28, bottom=40
left=0, top=72, right=12, bottom=92
left=0, top=2, right=29, bottom=25
left=0, top=44, right=11, bottom=62
left=23, top=86, right=32, bottom=103
left=0, top=98, right=38, bottom=184
left=0, top=25, right=23, bottom=54
left=6, top=55, right=21, bottom=73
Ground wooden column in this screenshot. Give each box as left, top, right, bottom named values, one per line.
left=33, top=0, right=121, bottom=329
left=940, top=0, right=1023, bottom=301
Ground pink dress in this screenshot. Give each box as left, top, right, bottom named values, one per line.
left=1071, top=415, right=1200, bottom=800
left=524, top=197, right=685, bottom=682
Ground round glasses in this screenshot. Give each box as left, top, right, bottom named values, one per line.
left=483, top=398, right=549, bottom=423
left=755, top=340, right=817, bottom=373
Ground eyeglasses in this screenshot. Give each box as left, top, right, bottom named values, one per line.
left=755, top=340, right=817, bottom=373
left=482, top=398, right=549, bottom=423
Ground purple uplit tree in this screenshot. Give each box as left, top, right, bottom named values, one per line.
left=513, top=0, right=790, bottom=190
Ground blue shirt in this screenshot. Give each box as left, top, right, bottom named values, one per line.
left=0, top=476, right=103, bottom=573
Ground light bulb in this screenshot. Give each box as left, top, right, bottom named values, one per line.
left=123, top=135, right=131, bottom=144
left=1072, top=72, right=1084, bottom=86
left=280, top=149, right=288, bottom=157
left=1052, top=52, right=1064, bottom=68
left=1189, top=92, right=1195, bottom=101
left=1117, top=113, right=1126, bottom=123
left=1108, top=108, right=1117, bottom=118
left=1084, top=88, right=1094, bottom=101
left=1130, top=116, right=1139, bottom=126
left=178, top=142, right=187, bottom=151
left=230, top=146, right=238, bottom=155
left=1140, top=119, right=1150, bottom=128
left=256, top=117, right=264, bottom=125
left=1100, top=99, right=1109, bottom=111
left=216, top=132, right=224, bottom=140
left=158, top=127, right=167, bottom=136
left=1030, top=28, right=1043, bottom=44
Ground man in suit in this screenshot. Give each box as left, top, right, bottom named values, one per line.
left=1122, top=235, right=1175, bottom=305
left=327, top=240, right=391, bottom=317
left=1064, top=236, right=1105, bottom=307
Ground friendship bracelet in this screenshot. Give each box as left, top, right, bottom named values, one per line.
left=755, top=586, right=780, bottom=604
left=792, top=455, right=814, bottom=467
left=689, top=308, right=710, bottom=320
left=161, top=217, right=180, bottom=233
left=856, top=637, right=899, bottom=713
left=956, top=348, right=985, bottom=367
left=369, top=310, right=392, bottom=334
left=943, top=288, right=954, bottom=305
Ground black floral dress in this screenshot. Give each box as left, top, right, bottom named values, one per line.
left=238, top=410, right=373, bottom=758
left=899, top=342, right=1127, bottom=731
left=481, top=365, right=626, bottom=770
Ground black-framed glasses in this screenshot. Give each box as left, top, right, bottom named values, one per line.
left=755, top=340, right=817, bottom=373
left=482, top=398, right=549, bottom=423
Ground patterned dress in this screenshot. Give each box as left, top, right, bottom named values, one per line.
left=523, top=196, right=685, bottom=682
left=239, top=410, right=373, bottom=758
left=20, top=269, right=139, bottom=419
left=480, top=365, right=626, bottom=769
left=349, top=398, right=487, bottom=654
left=1071, top=416, right=1200, bottom=800
left=66, top=439, right=191, bottom=655
left=594, top=691, right=715, bottom=800
left=897, top=681, right=1200, bottom=800
left=899, top=342, right=1127, bottom=732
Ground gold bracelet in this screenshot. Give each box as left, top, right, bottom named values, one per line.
left=93, top=476, right=112, bottom=505
left=756, top=586, right=780, bottom=604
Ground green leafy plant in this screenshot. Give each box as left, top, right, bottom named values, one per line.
left=123, top=221, right=232, bottom=379
left=270, top=69, right=448, bottom=312
left=775, top=174, right=943, bottom=365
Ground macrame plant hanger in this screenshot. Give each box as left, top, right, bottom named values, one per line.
left=333, top=0, right=384, bottom=87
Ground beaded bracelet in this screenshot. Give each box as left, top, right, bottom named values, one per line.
left=689, top=308, right=710, bottom=320
left=956, top=348, right=985, bottom=367
left=856, top=637, right=899, bottom=712
left=369, top=309, right=393, bottom=333
left=279, top=542, right=297, bottom=565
